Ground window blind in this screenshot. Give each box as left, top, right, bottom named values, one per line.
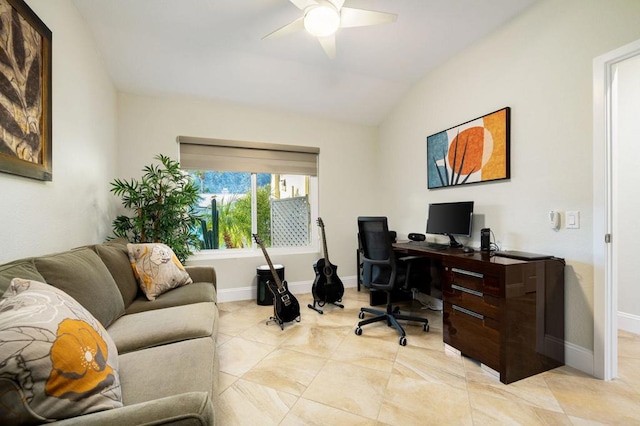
left=178, top=136, right=319, bottom=176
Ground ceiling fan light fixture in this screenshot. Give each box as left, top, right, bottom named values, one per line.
left=304, top=6, right=340, bottom=37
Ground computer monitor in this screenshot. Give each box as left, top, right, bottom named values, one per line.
left=426, top=201, right=474, bottom=248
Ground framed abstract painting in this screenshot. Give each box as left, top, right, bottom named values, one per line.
left=427, top=107, right=510, bottom=189
left=0, top=0, right=52, bottom=181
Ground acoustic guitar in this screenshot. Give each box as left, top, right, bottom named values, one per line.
left=253, top=234, right=300, bottom=329
left=308, top=218, right=344, bottom=314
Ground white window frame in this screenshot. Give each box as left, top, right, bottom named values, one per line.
left=178, top=136, right=320, bottom=260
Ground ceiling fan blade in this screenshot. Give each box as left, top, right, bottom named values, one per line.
left=328, top=0, right=346, bottom=10
left=317, top=35, right=336, bottom=59
left=289, top=0, right=318, bottom=10
left=340, top=7, right=398, bottom=28
left=262, top=17, right=305, bottom=40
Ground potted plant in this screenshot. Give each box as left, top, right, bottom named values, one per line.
left=110, top=154, right=201, bottom=263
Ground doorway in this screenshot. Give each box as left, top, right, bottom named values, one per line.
left=593, top=38, right=640, bottom=380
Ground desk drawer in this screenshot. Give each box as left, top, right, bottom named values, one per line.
left=445, top=267, right=502, bottom=297
left=444, top=283, right=500, bottom=319
left=443, top=302, right=500, bottom=371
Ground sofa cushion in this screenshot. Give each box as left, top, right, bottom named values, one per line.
left=107, top=302, right=218, bottom=354
left=0, top=279, right=123, bottom=424
left=126, top=281, right=216, bottom=314
left=34, top=248, right=125, bottom=328
left=127, top=243, right=193, bottom=301
left=0, top=258, right=45, bottom=294
left=117, top=337, right=215, bottom=406
left=51, top=392, right=214, bottom=426
left=94, top=243, right=140, bottom=308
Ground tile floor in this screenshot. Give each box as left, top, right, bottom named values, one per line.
left=216, top=287, right=640, bottom=425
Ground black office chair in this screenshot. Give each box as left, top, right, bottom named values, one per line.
left=355, top=216, right=429, bottom=346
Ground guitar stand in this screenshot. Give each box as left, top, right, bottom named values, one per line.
left=266, top=315, right=301, bottom=330
left=307, top=299, right=344, bottom=315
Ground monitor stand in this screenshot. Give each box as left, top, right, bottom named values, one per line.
left=447, top=234, right=463, bottom=248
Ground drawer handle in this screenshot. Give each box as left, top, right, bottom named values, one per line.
left=453, top=304, right=484, bottom=320
left=451, top=268, right=484, bottom=279
left=451, top=284, right=483, bottom=297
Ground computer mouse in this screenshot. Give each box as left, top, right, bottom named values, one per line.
left=463, top=246, right=475, bottom=253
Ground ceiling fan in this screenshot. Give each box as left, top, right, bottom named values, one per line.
left=263, top=0, right=397, bottom=58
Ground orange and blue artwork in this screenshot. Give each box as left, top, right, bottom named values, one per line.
left=427, top=107, right=510, bottom=189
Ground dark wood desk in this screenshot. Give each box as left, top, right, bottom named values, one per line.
left=393, top=242, right=565, bottom=384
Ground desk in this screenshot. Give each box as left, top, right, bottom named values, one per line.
left=393, top=242, right=565, bottom=384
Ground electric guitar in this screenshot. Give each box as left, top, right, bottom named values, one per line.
left=253, top=234, right=300, bottom=328
left=309, top=218, right=344, bottom=314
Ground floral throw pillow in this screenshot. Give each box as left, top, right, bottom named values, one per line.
left=127, top=243, right=193, bottom=301
left=0, top=279, right=122, bottom=424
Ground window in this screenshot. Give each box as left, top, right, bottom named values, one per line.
left=178, top=137, right=319, bottom=251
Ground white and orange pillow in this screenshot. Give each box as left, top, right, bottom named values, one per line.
left=127, top=243, right=192, bottom=301
left=0, top=278, right=122, bottom=423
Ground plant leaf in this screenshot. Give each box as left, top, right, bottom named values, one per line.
left=0, top=103, right=25, bottom=139
left=11, top=8, right=26, bottom=72
left=25, top=54, right=40, bottom=108
left=0, top=71, right=23, bottom=106
left=0, top=44, right=12, bottom=68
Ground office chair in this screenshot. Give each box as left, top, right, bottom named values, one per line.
left=356, top=216, right=430, bottom=346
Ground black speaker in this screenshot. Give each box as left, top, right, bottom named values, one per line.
left=256, top=265, right=284, bottom=305
left=408, top=233, right=426, bottom=241
left=481, top=228, right=491, bottom=251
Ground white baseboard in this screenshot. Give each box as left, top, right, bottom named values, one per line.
left=618, top=311, right=640, bottom=335
left=564, top=340, right=594, bottom=376
left=217, top=275, right=358, bottom=303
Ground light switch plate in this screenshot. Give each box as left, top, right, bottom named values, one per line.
left=566, top=211, right=580, bottom=229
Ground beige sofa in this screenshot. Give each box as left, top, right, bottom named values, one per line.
left=0, top=239, right=219, bottom=425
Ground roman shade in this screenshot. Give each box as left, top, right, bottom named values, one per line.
left=178, top=136, right=319, bottom=176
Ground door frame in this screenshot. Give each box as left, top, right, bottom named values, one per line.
left=593, top=38, right=640, bottom=380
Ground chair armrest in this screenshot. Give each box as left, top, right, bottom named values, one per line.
left=53, top=392, right=214, bottom=425
left=185, top=266, right=217, bottom=290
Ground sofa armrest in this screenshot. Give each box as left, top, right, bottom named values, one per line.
left=54, top=392, right=214, bottom=425
left=185, top=266, right=217, bottom=290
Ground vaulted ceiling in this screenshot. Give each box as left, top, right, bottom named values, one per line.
left=73, top=0, right=537, bottom=125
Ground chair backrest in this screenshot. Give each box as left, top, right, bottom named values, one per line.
left=357, top=216, right=397, bottom=290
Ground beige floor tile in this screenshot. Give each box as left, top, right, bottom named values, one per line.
left=281, top=398, right=377, bottom=426
left=378, top=373, right=473, bottom=425
left=217, top=378, right=298, bottom=426
left=393, top=344, right=467, bottom=390
left=218, top=336, right=275, bottom=377
left=217, top=291, right=640, bottom=424
left=469, top=391, right=571, bottom=425
left=239, top=316, right=304, bottom=346
left=331, top=331, right=399, bottom=372
left=281, top=323, right=351, bottom=358
left=465, top=369, right=564, bottom=413
left=302, top=359, right=390, bottom=420
left=619, top=330, right=640, bottom=359
left=242, top=348, right=327, bottom=396
left=217, top=371, right=238, bottom=395
left=545, top=366, right=640, bottom=424
left=566, top=415, right=609, bottom=425
left=217, top=303, right=275, bottom=336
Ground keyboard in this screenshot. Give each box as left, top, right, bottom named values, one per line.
left=407, top=241, right=450, bottom=250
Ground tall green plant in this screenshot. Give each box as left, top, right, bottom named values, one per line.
left=233, top=184, right=271, bottom=246
left=110, top=154, right=200, bottom=262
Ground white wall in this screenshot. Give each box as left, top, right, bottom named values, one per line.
left=378, top=0, right=640, bottom=353
left=116, top=93, right=378, bottom=295
left=0, top=0, right=117, bottom=264
left=615, top=54, right=640, bottom=333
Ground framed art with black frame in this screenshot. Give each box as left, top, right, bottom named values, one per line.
left=427, top=107, right=510, bottom=189
left=0, top=0, right=52, bottom=181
